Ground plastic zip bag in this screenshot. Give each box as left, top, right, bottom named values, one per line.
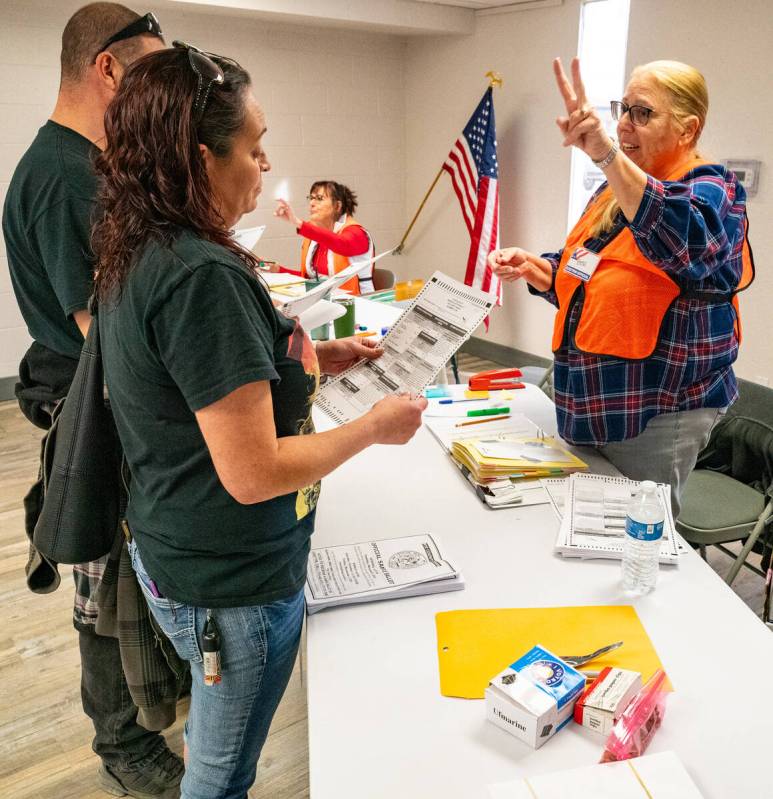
left=600, top=668, right=668, bottom=762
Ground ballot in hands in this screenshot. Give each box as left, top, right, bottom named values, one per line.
left=367, top=394, right=428, bottom=446
left=315, top=337, right=383, bottom=376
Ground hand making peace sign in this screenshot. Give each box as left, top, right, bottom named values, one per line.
left=553, top=57, right=614, bottom=163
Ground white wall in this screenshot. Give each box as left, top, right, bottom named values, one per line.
left=0, top=0, right=406, bottom=379
left=401, top=0, right=581, bottom=360
left=402, top=0, right=772, bottom=384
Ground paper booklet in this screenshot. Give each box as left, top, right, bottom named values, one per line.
left=315, top=272, right=495, bottom=424
left=553, top=473, right=685, bottom=564
left=305, top=533, right=464, bottom=614
left=487, top=750, right=704, bottom=799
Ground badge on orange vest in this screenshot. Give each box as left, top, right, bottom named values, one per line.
left=565, top=247, right=601, bottom=282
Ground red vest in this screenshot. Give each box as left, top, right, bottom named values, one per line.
left=552, top=158, right=754, bottom=359
left=299, top=215, right=373, bottom=295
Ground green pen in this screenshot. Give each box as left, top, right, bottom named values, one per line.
left=467, top=406, right=510, bottom=418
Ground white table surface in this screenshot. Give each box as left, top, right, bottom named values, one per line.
left=307, top=304, right=773, bottom=799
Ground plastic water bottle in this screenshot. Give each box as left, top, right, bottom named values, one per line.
left=622, top=481, right=664, bottom=594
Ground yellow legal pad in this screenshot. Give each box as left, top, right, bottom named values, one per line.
left=435, top=605, right=670, bottom=699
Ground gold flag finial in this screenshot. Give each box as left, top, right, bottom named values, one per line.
left=485, top=70, right=503, bottom=88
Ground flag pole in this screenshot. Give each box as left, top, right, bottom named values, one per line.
left=392, top=165, right=444, bottom=255
left=393, top=70, right=503, bottom=256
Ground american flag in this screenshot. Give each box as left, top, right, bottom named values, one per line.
left=443, top=87, right=501, bottom=306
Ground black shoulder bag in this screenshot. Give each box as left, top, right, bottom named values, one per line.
left=33, top=302, right=121, bottom=564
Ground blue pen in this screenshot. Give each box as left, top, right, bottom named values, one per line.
left=438, top=398, right=484, bottom=404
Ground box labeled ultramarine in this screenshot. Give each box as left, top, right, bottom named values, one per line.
left=485, top=644, right=586, bottom=748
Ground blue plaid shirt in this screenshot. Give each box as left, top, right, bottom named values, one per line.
left=534, top=163, right=748, bottom=446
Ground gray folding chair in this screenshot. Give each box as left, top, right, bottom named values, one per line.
left=676, top=416, right=773, bottom=587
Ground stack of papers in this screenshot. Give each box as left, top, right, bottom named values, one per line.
left=487, top=750, right=704, bottom=798
left=451, top=435, right=588, bottom=484
left=553, top=473, right=684, bottom=563
left=424, top=413, right=587, bottom=510
left=305, top=534, right=464, bottom=614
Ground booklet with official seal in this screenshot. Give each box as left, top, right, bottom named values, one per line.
left=305, top=533, right=464, bottom=613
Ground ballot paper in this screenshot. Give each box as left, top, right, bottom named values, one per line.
left=305, top=533, right=464, bottom=613
left=316, top=272, right=494, bottom=424
left=232, top=225, right=265, bottom=251
left=541, top=477, right=568, bottom=520
left=553, top=473, right=684, bottom=563
left=487, top=750, right=704, bottom=799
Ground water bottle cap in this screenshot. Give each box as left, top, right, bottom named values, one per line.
left=640, top=480, right=657, bottom=492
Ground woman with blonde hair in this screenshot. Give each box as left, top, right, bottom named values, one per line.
left=489, top=58, right=754, bottom=515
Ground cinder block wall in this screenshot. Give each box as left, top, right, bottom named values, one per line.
left=0, top=1, right=407, bottom=381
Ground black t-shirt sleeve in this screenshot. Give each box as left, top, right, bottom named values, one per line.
left=33, top=195, right=95, bottom=317
left=151, top=262, right=280, bottom=412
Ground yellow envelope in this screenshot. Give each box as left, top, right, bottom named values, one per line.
left=436, top=605, right=670, bottom=699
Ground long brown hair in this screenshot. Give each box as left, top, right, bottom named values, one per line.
left=92, top=47, right=260, bottom=301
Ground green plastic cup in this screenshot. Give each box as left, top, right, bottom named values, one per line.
left=333, top=298, right=356, bottom=339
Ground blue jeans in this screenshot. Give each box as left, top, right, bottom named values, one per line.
left=128, top=540, right=305, bottom=799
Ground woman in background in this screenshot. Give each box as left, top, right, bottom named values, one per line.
left=274, top=180, right=375, bottom=293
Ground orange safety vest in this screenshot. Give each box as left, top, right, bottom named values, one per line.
left=299, top=215, right=374, bottom=295
left=552, top=157, right=755, bottom=360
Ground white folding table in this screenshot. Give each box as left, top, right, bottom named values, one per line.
left=307, top=300, right=773, bottom=798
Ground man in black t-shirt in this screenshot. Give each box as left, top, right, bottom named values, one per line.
left=1, top=5, right=182, bottom=797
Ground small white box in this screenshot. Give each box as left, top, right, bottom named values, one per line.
left=573, top=667, right=642, bottom=735
left=485, top=644, right=586, bottom=749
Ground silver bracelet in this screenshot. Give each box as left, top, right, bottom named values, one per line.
left=592, top=142, right=618, bottom=169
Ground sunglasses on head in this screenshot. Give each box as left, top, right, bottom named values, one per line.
left=173, top=40, right=242, bottom=122
left=94, top=12, right=162, bottom=61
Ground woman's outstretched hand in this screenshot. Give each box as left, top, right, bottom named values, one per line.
left=553, top=57, right=613, bottom=162
left=274, top=199, right=302, bottom=228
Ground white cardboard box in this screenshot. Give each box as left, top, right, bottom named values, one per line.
left=485, top=645, right=586, bottom=749
left=573, top=667, right=642, bottom=735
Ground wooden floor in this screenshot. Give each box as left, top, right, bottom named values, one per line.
left=0, top=399, right=308, bottom=799
left=0, top=353, right=768, bottom=796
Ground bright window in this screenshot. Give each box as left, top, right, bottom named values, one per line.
left=567, top=0, right=631, bottom=229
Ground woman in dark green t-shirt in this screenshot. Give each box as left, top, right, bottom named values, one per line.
left=92, top=44, right=426, bottom=799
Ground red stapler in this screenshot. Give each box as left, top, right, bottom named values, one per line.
left=468, top=368, right=525, bottom=391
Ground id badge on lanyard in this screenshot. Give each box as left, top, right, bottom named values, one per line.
left=564, top=247, right=601, bottom=282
